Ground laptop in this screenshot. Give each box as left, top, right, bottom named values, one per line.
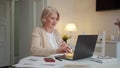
left=55, top=35, right=98, bottom=60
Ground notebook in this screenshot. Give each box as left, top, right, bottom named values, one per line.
left=55, top=35, right=98, bottom=60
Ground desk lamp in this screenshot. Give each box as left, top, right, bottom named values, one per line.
left=65, top=23, right=77, bottom=49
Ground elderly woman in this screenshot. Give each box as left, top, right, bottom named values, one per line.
left=31, top=6, right=72, bottom=56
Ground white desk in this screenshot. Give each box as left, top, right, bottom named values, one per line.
left=14, top=56, right=120, bottom=68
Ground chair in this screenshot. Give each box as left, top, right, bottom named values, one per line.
left=94, top=32, right=106, bottom=56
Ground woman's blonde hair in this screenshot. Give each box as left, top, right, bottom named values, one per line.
left=41, top=6, right=60, bottom=24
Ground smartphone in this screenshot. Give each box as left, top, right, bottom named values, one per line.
left=44, top=58, right=55, bottom=62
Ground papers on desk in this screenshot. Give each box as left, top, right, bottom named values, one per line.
left=14, top=56, right=63, bottom=68
left=89, top=56, right=118, bottom=63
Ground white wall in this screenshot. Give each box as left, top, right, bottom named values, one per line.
left=48, top=0, right=120, bottom=40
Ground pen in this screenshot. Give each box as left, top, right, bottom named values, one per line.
left=55, top=57, right=62, bottom=61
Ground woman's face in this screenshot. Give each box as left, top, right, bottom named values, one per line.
left=45, top=12, right=58, bottom=28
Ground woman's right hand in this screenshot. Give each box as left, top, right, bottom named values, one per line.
left=57, top=41, right=72, bottom=53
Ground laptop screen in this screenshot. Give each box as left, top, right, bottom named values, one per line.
left=73, top=35, right=98, bottom=60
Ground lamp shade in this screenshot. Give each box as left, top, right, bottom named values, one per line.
left=65, top=23, right=77, bottom=32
